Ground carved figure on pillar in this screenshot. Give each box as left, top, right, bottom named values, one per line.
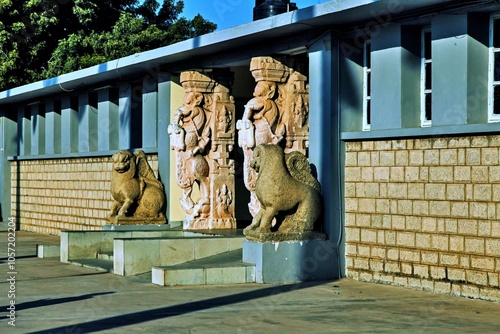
left=237, top=56, right=310, bottom=219
left=168, top=70, right=236, bottom=229
left=169, top=91, right=211, bottom=218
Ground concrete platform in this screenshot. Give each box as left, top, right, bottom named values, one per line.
left=62, top=228, right=245, bottom=276
left=2, top=231, right=500, bottom=333
left=60, top=229, right=189, bottom=262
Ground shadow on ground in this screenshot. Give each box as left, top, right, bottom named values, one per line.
left=0, top=292, right=114, bottom=313
left=28, top=280, right=332, bottom=333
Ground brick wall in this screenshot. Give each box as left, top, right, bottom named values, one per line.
left=11, top=154, right=159, bottom=235
left=345, top=136, right=500, bottom=302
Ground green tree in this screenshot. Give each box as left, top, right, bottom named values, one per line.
left=0, top=0, right=216, bottom=91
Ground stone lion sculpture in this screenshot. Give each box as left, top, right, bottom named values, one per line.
left=109, top=150, right=166, bottom=220
left=243, top=144, right=322, bottom=241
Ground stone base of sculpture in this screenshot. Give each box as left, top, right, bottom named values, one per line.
left=108, top=216, right=167, bottom=226
left=244, top=229, right=326, bottom=242
left=183, top=217, right=235, bottom=230
left=242, top=239, right=338, bottom=283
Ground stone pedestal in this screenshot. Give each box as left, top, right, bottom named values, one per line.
left=242, top=239, right=339, bottom=283
left=103, top=222, right=180, bottom=231
left=107, top=216, right=167, bottom=226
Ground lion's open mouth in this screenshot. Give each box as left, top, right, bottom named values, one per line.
left=114, top=166, right=128, bottom=173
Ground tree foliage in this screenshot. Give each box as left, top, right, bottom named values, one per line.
left=0, top=0, right=216, bottom=91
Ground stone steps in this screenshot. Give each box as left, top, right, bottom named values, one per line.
left=64, top=230, right=246, bottom=277
left=152, top=249, right=255, bottom=286
left=113, top=233, right=245, bottom=276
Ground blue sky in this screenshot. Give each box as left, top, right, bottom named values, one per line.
left=182, top=0, right=330, bottom=31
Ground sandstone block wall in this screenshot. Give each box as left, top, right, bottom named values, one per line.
left=345, top=136, right=500, bottom=302
left=10, top=154, right=159, bottom=235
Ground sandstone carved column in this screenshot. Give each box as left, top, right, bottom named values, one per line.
left=236, top=56, right=310, bottom=218
left=168, top=70, right=236, bottom=229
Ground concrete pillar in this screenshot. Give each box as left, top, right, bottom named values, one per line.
left=0, top=110, right=18, bottom=222
left=371, top=24, right=420, bottom=129
left=61, top=96, right=78, bottom=153
left=142, top=76, right=158, bottom=148
left=157, top=75, right=172, bottom=218
left=339, top=40, right=364, bottom=132
left=308, top=32, right=343, bottom=277
left=78, top=92, right=98, bottom=152
left=431, top=13, right=489, bottom=126
left=118, top=83, right=132, bottom=150
left=45, top=100, right=61, bottom=154
left=371, top=24, right=403, bottom=130
left=97, top=88, right=119, bottom=151
left=17, top=105, right=30, bottom=156
left=30, top=102, right=45, bottom=155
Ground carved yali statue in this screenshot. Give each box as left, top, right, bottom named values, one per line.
left=243, top=144, right=324, bottom=242
left=109, top=150, right=166, bottom=224
left=168, top=70, right=237, bottom=230
left=237, top=56, right=310, bottom=220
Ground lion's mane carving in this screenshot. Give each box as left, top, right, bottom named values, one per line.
left=243, top=144, right=322, bottom=240
left=109, top=150, right=166, bottom=220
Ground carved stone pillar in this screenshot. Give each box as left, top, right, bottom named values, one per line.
left=168, top=70, right=236, bottom=230
left=236, top=56, right=310, bottom=218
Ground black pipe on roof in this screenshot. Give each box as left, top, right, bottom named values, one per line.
left=253, top=0, right=298, bottom=21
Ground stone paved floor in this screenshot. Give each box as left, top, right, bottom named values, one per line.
left=1, top=230, right=500, bottom=333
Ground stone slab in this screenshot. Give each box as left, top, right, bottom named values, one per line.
left=37, top=244, right=60, bottom=258
left=60, top=230, right=182, bottom=263
left=106, top=216, right=168, bottom=226
left=103, top=223, right=180, bottom=231
left=242, top=239, right=340, bottom=283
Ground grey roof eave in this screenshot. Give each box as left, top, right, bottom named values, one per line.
left=0, top=0, right=456, bottom=106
